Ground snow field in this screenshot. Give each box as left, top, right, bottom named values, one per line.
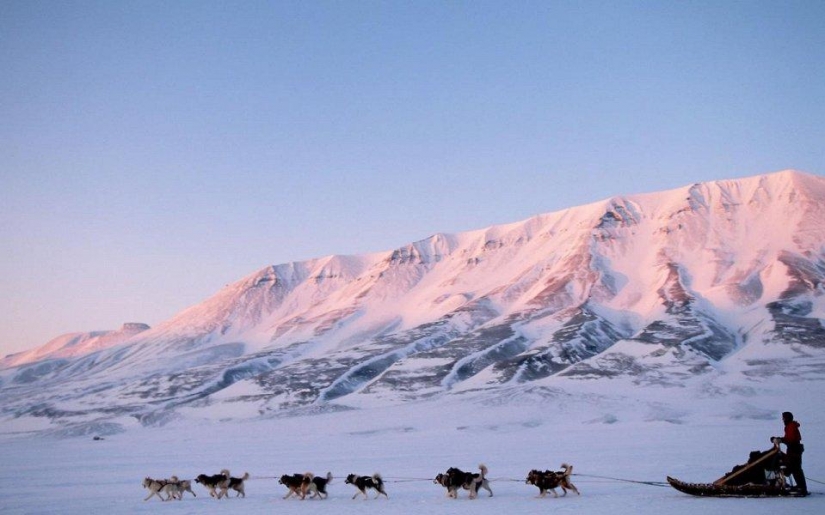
left=2, top=393, right=824, bottom=514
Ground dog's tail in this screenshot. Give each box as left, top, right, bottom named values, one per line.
left=373, top=473, right=383, bottom=485
left=325, top=472, right=333, bottom=483
left=303, top=472, right=314, bottom=481
left=220, top=469, right=230, bottom=478
left=241, top=472, right=250, bottom=480
left=560, top=463, right=573, bottom=477
left=478, top=464, right=488, bottom=479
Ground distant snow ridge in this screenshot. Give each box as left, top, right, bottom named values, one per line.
left=2, top=169, right=825, bottom=436
left=0, top=323, right=150, bottom=369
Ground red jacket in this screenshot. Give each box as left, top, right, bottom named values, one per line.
left=784, top=421, right=802, bottom=444
left=784, top=420, right=803, bottom=454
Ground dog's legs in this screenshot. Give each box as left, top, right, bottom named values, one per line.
left=469, top=483, right=478, bottom=499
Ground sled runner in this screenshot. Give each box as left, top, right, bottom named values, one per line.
left=667, top=444, right=803, bottom=497
left=666, top=475, right=788, bottom=498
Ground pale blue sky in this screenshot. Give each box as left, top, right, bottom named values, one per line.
left=2, top=1, right=824, bottom=356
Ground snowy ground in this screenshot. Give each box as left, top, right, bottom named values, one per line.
left=2, top=383, right=824, bottom=514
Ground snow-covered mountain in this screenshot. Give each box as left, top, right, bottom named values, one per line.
left=0, top=323, right=150, bottom=369
left=2, top=170, right=825, bottom=437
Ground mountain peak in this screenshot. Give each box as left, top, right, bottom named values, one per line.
left=3, top=169, right=824, bottom=436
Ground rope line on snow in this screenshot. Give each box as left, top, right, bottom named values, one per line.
left=572, top=473, right=670, bottom=487
left=806, top=476, right=825, bottom=485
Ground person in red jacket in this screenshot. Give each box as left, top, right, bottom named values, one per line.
left=780, top=411, right=808, bottom=496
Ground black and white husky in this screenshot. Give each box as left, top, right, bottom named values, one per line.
left=345, top=473, right=389, bottom=499
left=435, top=464, right=492, bottom=499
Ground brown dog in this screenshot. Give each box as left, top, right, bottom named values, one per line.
left=526, top=463, right=580, bottom=497
left=279, top=473, right=308, bottom=499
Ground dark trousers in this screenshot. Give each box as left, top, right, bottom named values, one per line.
left=786, top=453, right=808, bottom=493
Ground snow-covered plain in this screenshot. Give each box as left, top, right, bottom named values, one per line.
left=2, top=377, right=823, bottom=514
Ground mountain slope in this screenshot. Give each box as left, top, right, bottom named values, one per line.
left=0, top=323, right=150, bottom=370
left=2, top=170, right=825, bottom=436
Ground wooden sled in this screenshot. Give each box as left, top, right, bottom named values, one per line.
left=667, top=445, right=799, bottom=498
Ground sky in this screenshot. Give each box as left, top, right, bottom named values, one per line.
left=1, top=0, right=824, bottom=357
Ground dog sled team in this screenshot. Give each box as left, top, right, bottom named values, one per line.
left=140, top=411, right=810, bottom=502
left=143, top=462, right=579, bottom=501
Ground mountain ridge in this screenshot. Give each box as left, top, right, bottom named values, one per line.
left=2, top=169, right=824, bottom=437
